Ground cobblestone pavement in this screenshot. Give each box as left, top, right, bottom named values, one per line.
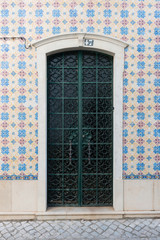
left=0, top=218, right=160, bottom=240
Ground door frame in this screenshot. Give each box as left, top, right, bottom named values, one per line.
left=32, top=33, right=129, bottom=212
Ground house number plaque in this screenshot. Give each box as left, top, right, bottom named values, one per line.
left=84, top=39, right=94, bottom=46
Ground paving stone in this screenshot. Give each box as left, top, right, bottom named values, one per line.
left=8, top=237, right=14, bottom=240
left=129, top=223, right=136, bottom=229
left=30, top=227, right=37, bottom=232
left=96, top=227, right=103, bottom=234
left=135, top=225, right=142, bottom=231
left=132, top=229, right=142, bottom=236
left=25, top=225, right=34, bottom=232
left=3, top=233, right=11, bottom=239
left=125, top=226, right=133, bottom=232
left=100, top=224, right=109, bottom=231
left=110, top=224, right=118, bottom=231
left=0, top=218, right=160, bottom=239
left=1, top=229, right=8, bottom=235
left=125, top=231, right=134, bottom=237
left=119, top=223, right=126, bottom=230
left=12, top=233, right=23, bottom=239
left=116, top=228, right=125, bottom=235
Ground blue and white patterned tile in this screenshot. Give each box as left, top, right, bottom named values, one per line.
left=0, top=0, right=159, bottom=179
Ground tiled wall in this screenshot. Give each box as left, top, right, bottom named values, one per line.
left=0, top=0, right=159, bottom=179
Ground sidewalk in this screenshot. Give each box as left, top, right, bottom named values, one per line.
left=0, top=218, right=160, bottom=239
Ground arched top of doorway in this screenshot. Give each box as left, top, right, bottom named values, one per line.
left=32, top=33, right=129, bottom=55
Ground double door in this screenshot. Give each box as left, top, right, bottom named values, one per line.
left=47, top=50, right=113, bottom=206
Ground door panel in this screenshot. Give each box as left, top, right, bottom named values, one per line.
left=47, top=51, right=113, bottom=207
left=81, top=51, right=113, bottom=206
left=47, top=52, right=79, bottom=206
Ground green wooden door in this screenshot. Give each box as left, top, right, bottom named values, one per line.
left=47, top=51, right=113, bottom=207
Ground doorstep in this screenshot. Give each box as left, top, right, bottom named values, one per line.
left=37, top=207, right=123, bottom=220
left=36, top=207, right=160, bottom=220
left=0, top=208, right=160, bottom=221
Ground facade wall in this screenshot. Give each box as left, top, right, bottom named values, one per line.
left=0, top=1, right=159, bottom=181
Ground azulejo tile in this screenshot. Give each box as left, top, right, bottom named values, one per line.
left=0, top=0, right=159, bottom=179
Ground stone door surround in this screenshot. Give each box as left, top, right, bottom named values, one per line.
left=32, top=33, right=128, bottom=212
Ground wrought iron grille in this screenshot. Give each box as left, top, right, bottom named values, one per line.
left=47, top=51, right=113, bottom=207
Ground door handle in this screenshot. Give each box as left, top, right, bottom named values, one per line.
left=82, top=131, right=92, bottom=141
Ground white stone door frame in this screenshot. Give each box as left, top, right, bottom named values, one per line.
left=32, top=33, right=128, bottom=212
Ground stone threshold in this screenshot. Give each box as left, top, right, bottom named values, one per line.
left=41, top=207, right=122, bottom=220
left=0, top=208, right=160, bottom=220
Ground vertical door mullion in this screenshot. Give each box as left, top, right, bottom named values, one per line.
left=62, top=53, right=64, bottom=204
left=78, top=51, right=82, bottom=206
left=96, top=53, right=98, bottom=205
